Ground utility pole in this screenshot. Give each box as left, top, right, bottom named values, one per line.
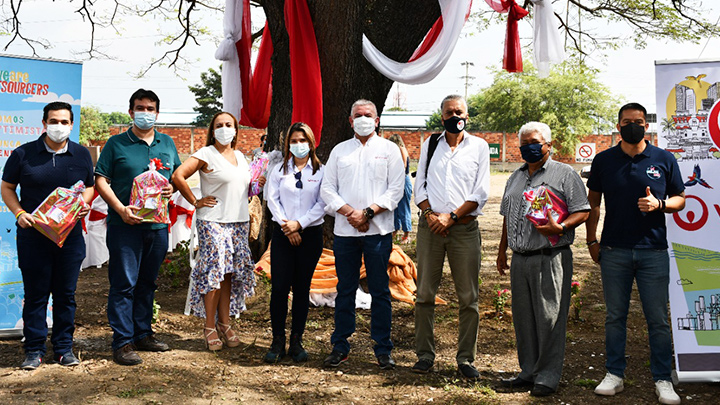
left=460, top=61, right=475, bottom=99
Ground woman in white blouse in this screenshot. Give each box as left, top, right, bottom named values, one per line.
left=172, top=112, right=260, bottom=351
left=265, top=122, right=326, bottom=363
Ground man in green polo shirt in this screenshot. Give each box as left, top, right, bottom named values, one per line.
left=95, top=89, right=181, bottom=366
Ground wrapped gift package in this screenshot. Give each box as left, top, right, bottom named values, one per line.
left=130, top=158, right=171, bottom=223
left=31, top=180, right=89, bottom=247
left=248, top=152, right=269, bottom=197
left=523, top=185, right=569, bottom=246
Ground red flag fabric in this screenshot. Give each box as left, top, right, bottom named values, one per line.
left=237, top=0, right=273, bottom=128
left=285, top=0, right=323, bottom=145
left=484, top=0, right=528, bottom=72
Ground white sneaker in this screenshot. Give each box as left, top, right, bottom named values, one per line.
left=594, top=372, right=624, bottom=396
left=655, top=380, right=681, bottom=404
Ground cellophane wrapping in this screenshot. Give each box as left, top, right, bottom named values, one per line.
left=31, top=180, right=88, bottom=247
left=248, top=152, right=269, bottom=197
left=130, top=158, right=170, bottom=223
left=523, top=185, right=569, bottom=246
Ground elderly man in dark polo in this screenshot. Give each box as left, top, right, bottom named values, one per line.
left=496, top=121, right=589, bottom=397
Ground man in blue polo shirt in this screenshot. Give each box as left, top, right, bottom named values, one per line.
left=586, top=103, right=685, bottom=404
left=1, top=101, right=94, bottom=370
left=95, top=89, right=181, bottom=366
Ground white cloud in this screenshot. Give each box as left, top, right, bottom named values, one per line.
left=22, top=92, right=81, bottom=105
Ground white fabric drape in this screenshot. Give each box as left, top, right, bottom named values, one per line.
left=81, top=196, right=109, bottom=269
left=215, top=0, right=244, bottom=119
left=531, top=0, right=565, bottom=78
left=362, top=0, right=471, bottom=85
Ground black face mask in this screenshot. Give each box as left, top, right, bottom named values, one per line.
left=443, top=116, right=467, bottom=134
left=620, top=122, right=646, bottom=144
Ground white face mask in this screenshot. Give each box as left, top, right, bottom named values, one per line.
left=353, top=116, right=376, bottom=136
left=46, top=124, right=72, bottom=143
left=214, top=127, right=236, bottom=145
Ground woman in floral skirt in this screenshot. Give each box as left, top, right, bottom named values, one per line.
left=172, top=112, right=261, bottom=351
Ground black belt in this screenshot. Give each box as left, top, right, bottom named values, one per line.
left=514, top=246, right=569, bottom=257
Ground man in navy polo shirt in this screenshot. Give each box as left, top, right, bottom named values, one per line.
left=586, top=103, right=685, bottom=404
left=1, top=101, right=94, bottom=370
left=95, top=89, right=181, bottom=366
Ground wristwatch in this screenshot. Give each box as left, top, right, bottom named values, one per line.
left=449, top=212, right=459, bottom=222
left=559, top=222, right=568, bottom=236
left=363, top=207, right=375, bottom=220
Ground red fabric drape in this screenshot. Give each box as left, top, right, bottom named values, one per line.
left=168, top=201, right=194, bottom=230
left=484, top=0, right=528, bottom=72
left=237, top=0, right=273, bottom=128
left=409, top=18, right=444, bottom=62
left=284, top=0, right=323, bottom=145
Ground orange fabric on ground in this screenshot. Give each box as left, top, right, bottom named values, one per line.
left=254, top=244, right=445, bottom=305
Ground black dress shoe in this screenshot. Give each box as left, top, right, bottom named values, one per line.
left=531, top=384, right=556, bottom=397
left=134, top=335, right=170, bottom=352
left=411, top=359, right=434, bottom=374
left=458, top=364, right=480, bottom=380
left=113, top=344, right=142, bottom=366
left=500, top=376, right=534, bottom=389
left=377, top=354, right=396, bottom=370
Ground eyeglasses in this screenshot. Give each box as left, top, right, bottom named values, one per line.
left=294, top=171, right=303, bottom=189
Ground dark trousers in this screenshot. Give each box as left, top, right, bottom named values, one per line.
left=270, top=225, right=323, bottom=337
left=331, top=233, right=393, bottom=356
left=17, top=227, right=85, bottom=355
left=106, top=225, right=168, bottom=351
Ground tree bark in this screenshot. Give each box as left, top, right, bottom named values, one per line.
left=262, top=0, right=440, bottom=159
left=257, top=0, right=440, bottom=252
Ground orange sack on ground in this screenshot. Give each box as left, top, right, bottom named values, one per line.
left=255, top=243, right=446, bottom=305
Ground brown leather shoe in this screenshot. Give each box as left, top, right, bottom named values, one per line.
left=113, top=344, right=142, bottom=366
left=134, top=335, right=170, bottom=352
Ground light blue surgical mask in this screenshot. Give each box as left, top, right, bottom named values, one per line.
left=289, top=142, right=310, bottom=158
left=134, top=111, right=157, bottom=130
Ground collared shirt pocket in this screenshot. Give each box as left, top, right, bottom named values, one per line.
left=373, top=157, right=388, bottom=181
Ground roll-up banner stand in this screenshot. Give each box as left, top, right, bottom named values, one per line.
left=0, top=54, right=83, bottom=337
left=655, top=59, right=720, bottom=383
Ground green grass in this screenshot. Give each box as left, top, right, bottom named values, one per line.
left=117, top=388, right=159, bottom=398
left=574, top=378, right=598, bottom=388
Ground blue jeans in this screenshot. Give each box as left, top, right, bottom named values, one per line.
left=600, top=247, right=673, bottom=381
left=393, top=175, right=413, bottom=233
left=331, top=234, right=393, bottom=356
left=106, top=225, right=168, bottom=351
left=17, top=227, right=85, bottom=356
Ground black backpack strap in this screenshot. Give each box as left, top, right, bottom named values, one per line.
left=423, top=133, right=441, bottom=189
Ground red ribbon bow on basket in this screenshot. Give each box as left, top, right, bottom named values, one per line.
left=150, top=158, right=169, bottom=171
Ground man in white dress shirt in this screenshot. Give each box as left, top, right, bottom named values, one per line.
left=320, top=99, right=405, bottom=370
left=412, top=94, right=490, bottom=379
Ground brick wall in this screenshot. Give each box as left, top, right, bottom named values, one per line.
left=102, top=125, right=266, bottom=155
left=379, top=129, right=657, bottom=163
left=99, top=125, right=656, bottom=163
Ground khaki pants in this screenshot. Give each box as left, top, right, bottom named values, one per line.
left=414, top=216, right=481, bottom=365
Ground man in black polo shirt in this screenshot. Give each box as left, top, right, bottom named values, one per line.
left=1, top=101, right=94, bottom=370
left=586, top=103, right=685, bottom=404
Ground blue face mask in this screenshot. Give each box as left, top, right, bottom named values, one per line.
left=134, top=111, right=157, bottom=130
left=289, top=142, right=310, bottom=158
left=520, top=143, right=546, bottom=163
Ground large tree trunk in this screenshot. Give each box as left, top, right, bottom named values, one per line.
left=257, top=0, right=440, bottom=252
left=263, top=0, right=440, bottom=159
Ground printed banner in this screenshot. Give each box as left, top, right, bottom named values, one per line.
left=655, top=60, right=720, bottom=383
left=0, top=54, right=82, bottom=336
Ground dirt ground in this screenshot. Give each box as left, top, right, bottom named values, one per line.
left=1, top=172, right=718, bottom=404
